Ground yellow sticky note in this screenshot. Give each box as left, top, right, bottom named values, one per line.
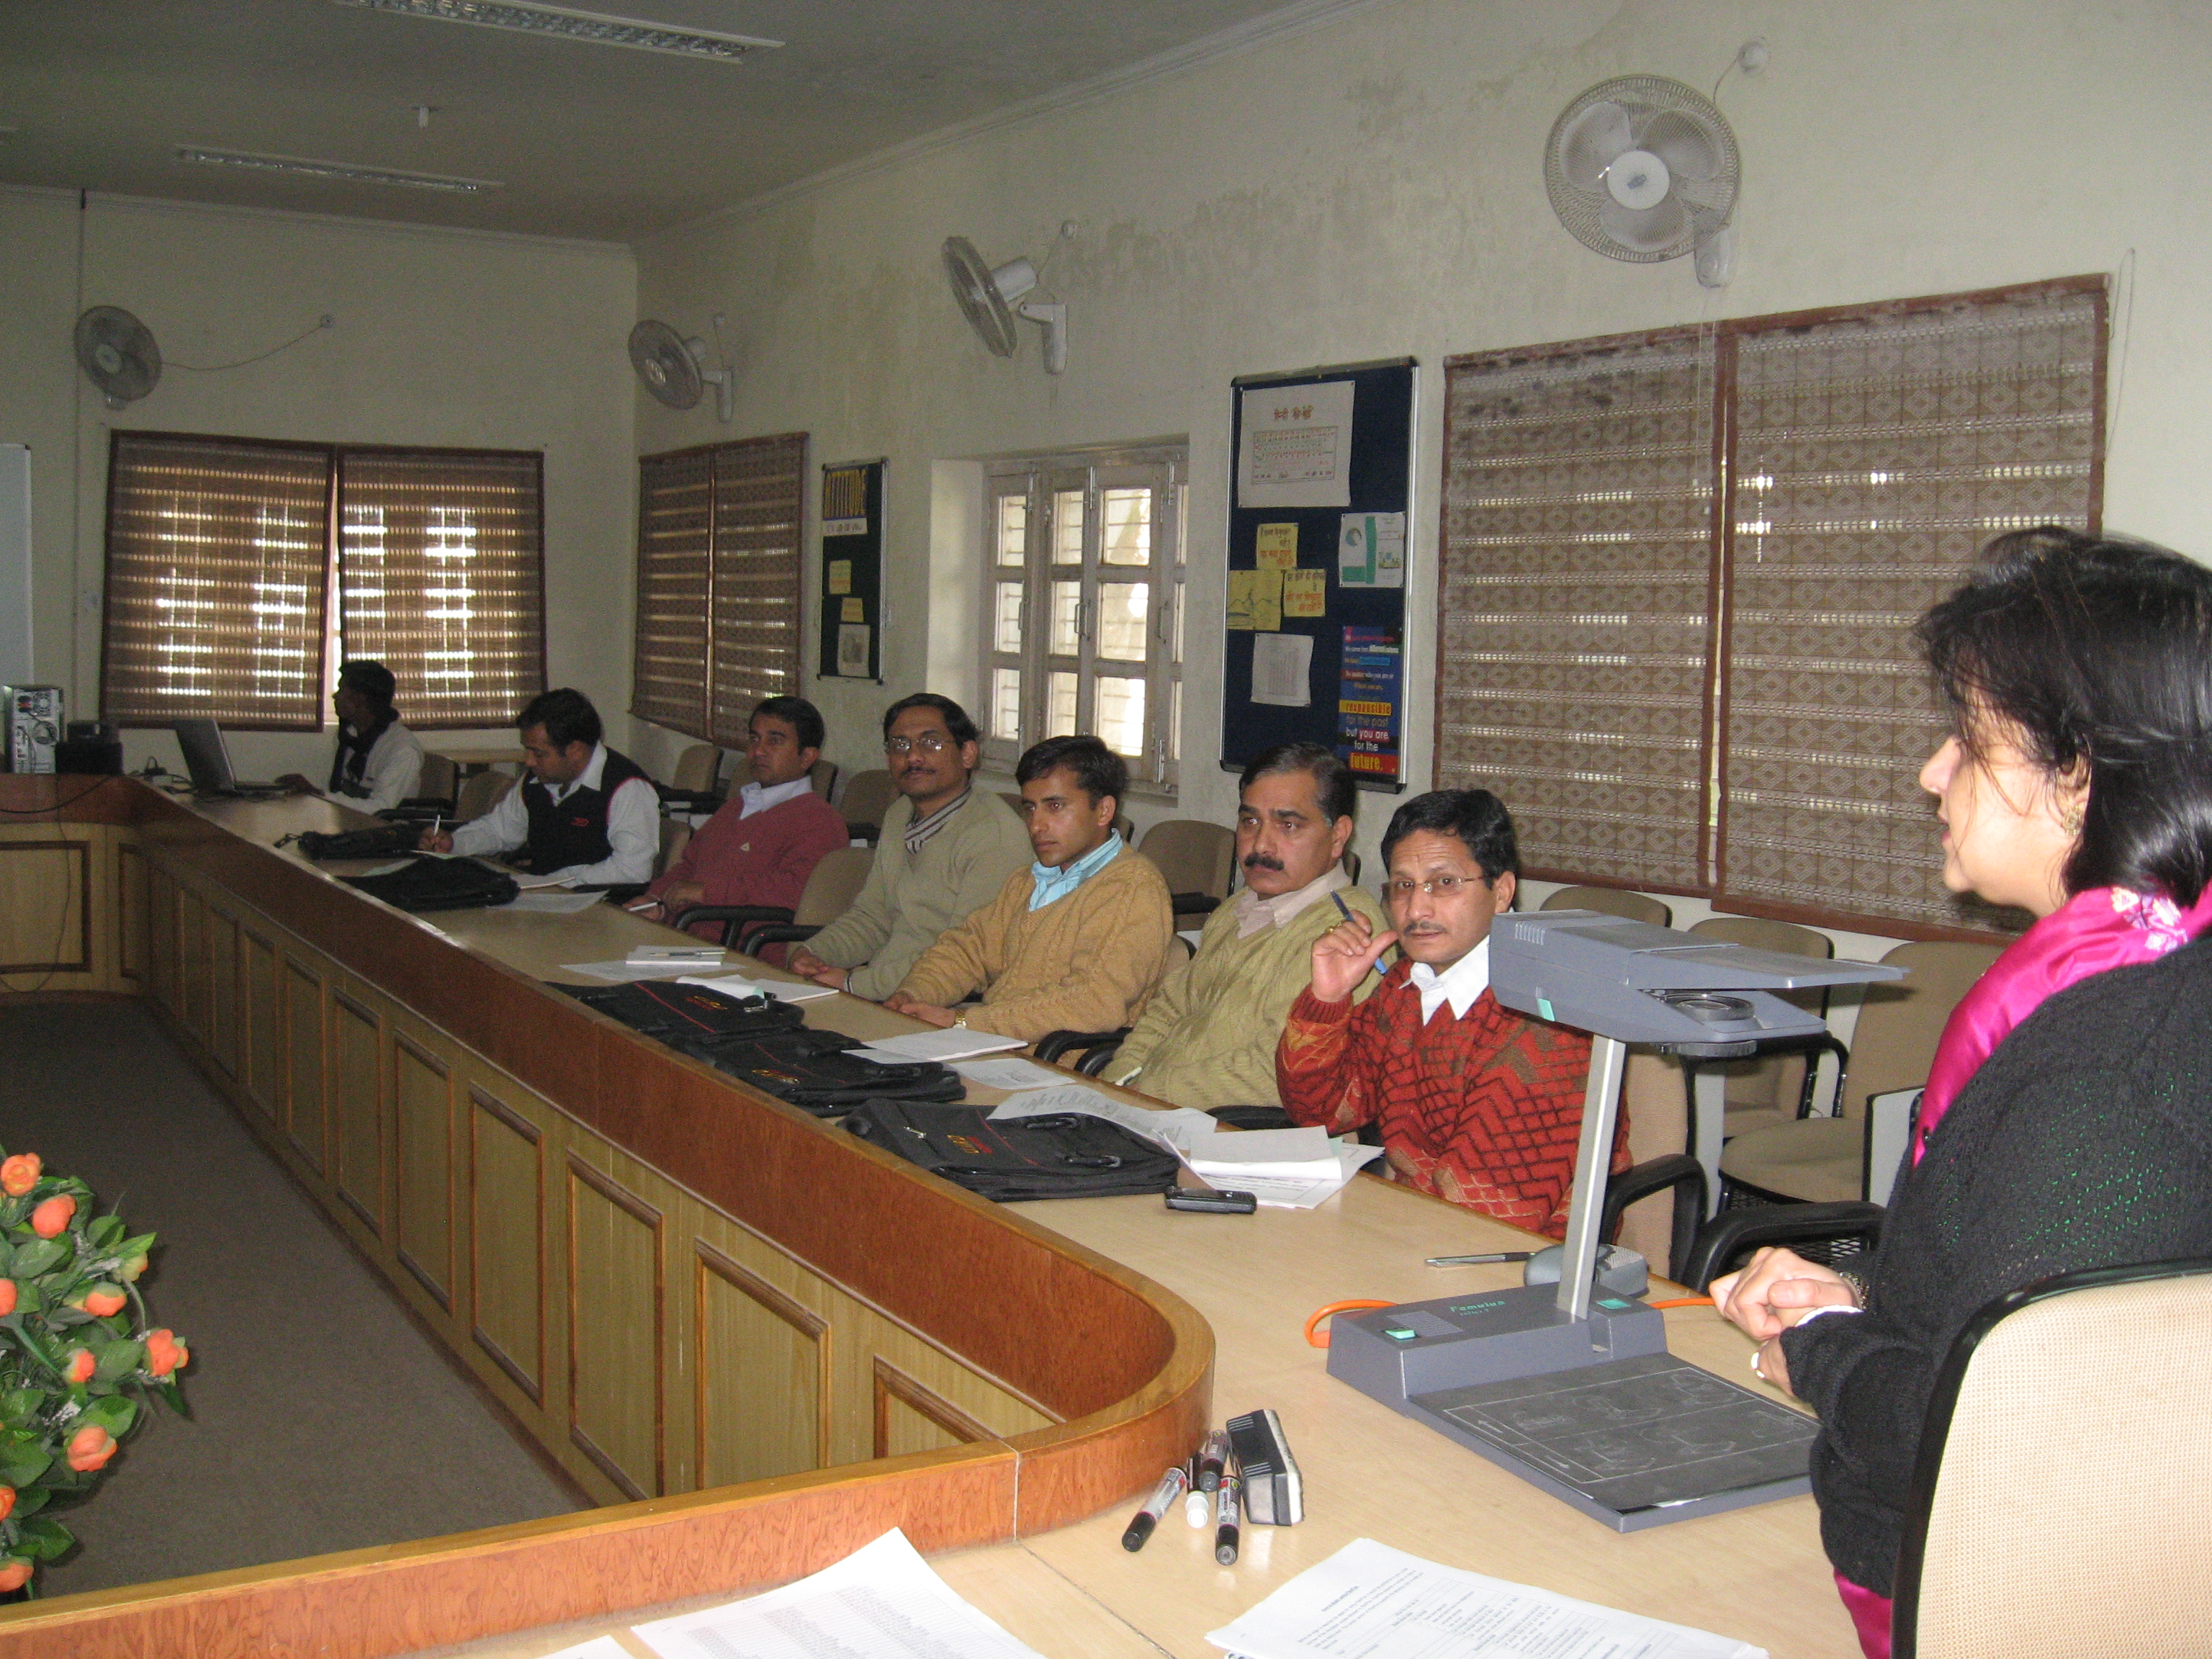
left=1248, top=565, right=1283, bottom=631
left=827, top=559, right=853, bottom=595
left=840, top=597, right=866, bottom=623
left=1255, top=523, right=1298, bottom=569
left=1226, top=570, right=1256, bottom=630
left=1282, top=567, right=1326, bottom=618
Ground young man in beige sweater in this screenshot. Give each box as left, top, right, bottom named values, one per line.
left=1102, top=742, right=1386, bottom=1109
left=884, top=736, right=1174, bottom=1041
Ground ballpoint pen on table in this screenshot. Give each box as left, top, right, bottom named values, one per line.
left=1426, top=1251, right=1534, bottom=1267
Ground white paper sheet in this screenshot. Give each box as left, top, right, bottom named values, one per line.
left=1208, top=1537, right=1766, bottom=1659
left=1182, top=1125, right=1334, bottom=1167
left=853, top=1028, right=1028, bottom=1064
left=953, top=1056, right=1071, bottom=1092
left=632, top=1527, right=1046, bottom=1659
left=1196, top=1141, right=1386, bottom=1208
left=1237, top=379, right=1355, bottom=508
left=986, top=1084, right=1222, bottom=1156
left=559, top=958, right=702, bottom=981
left=1251, top=631, right=1315, bottom=707
left=500, top=890, right=604, bottom=914
left=675, top=971, right=840, bottom=1003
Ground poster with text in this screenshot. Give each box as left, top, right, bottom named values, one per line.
left=1236, top=379, right=1355, bottom=508
left=1338, top=625, right=1403, bottom=783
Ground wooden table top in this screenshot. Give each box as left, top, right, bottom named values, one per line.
left=374, top=889, right=1857, bottom=1659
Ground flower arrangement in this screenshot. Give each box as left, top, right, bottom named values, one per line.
left=0, top=1147, right=189, bottom=1596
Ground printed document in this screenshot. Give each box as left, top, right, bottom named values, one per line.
left=854, top=1028, right=1028, bottom=1064
left=988, top=1084, right=1222, bottom=1156
left=1208, top=1537, right=1766, bottom=1659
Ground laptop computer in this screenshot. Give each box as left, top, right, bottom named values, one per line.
left=172, top=718, right=287, bottom=798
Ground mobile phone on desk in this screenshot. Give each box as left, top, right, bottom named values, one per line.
left=1166, top=1187, right=1257, bottom=1214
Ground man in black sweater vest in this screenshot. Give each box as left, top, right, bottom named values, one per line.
left=423, top=688, right=657, bottom=886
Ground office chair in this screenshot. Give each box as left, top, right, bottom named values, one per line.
left=671, top=845, right=874, bottom=954
left=1539, top=885, right=1673, bottom=927
left=837, top=769, right=899, bottom=842
left=454, top=769, right=515, bottom=824
left=1136, top=819, right=1236, bottom=931
left=654, top=818, right=693, bottom=879
left=1679, top=915, right=1838, bottom=1142
left=1892, top=1257, right=2212, bottom=1658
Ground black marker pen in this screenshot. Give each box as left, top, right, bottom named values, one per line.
left=1214, top=1472, right=1242, bottom=1565
left=1120, top=1465, right=1189, bottom=1552
left=1196, top=1428, right=1231, bottom=1492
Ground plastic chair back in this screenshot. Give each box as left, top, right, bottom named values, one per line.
left=656, top=819, right=693, bottom=878
left=808, top=758, right=838, bottom=799
left=1540, top=884, right=1673, bottom=927
left=794, top=847, right=873, bottom=927
left=415, top=752, right=459, bottom=806
left=454, top=770, right=515, bottom=824
left=1896, top=1260, right=2212, bottom=1658
left=1136, top=819, right=1235, bottom=901
left=1840, top=938, right=2005, bottom=1119
left=839, top=769, right=900, bottom=831
left=671, top=743, right=721, bottom=793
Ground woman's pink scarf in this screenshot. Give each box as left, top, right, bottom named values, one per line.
left=1912, top=884, right=2212, bottom=1163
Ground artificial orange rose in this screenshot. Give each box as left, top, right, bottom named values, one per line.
left=63, top=1347, right=94, bottom=1385
left=0, top=1558, right=29, bottom=1593
left=0, top=1153, right=37, bottom=1197
left=65, top=1424, right=115, bottom=1473
left=0, top=1280, right=14, bottom=1316
left=0, top=1485, right=13, bottom=1522
left=30, top=1193, right=73, bottom=1238
left=145, top=1328, right=186, bottom=1377
left=79, top=1285, right=126, bottom=1318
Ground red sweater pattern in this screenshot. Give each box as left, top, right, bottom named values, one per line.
left=1275, top=959, right=1622, bottom=1240
left=645, top=791, right=850, bottom=954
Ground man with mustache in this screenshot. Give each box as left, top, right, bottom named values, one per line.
left=788, top=693, right=1031, bottom=999
left=1100, top=742, right=1386, bottom=1109
left=1277, top=788, right=1621, bottom=1240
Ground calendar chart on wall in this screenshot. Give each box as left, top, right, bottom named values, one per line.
left=1219, top=358, right=1415, bottom=792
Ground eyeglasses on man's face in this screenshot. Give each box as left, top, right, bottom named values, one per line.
left=886, top=732, right=953, bottom=755
left=1385, top=873, right=1480, bottom=899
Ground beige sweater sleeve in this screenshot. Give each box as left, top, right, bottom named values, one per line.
left=961, top=856, right=1175, bottom=1040
left=892, top=869, right=1023, bottom=1009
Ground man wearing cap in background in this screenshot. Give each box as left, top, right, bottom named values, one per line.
left=276, top=659, right=424, bottom=814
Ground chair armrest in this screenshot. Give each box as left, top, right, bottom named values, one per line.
left=843, top=821, right=881, bottom=844
left=666, top=904, right=795, bottom=948
left=654, top=784, right=725, bottom=815
left=1169, top=892, right=1221, bottom=917
left=1863, top=1087, right=1924, bottom=1207
left=1033, top=1028, right=1130, bottom=1065
left=1207, top=1105, right=1294, bottom=1131
left=1678, top=1202, right=1887, bottom=1294
left=737, top=923, right=823, bottom=958
left=575, top=882, right=651, bottom=904
left=1074, top=1040, right=1124, bottom=1077
left=1601, top=1154, right=1708, bottom=1284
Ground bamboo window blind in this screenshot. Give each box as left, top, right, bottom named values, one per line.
left=101, top=433, right=335, bottom=730
left=1439, top=276, right=2106, bottom=938
left=630, top=433, right=806, bottom=747
left=337, top=448, right=546, bottom=729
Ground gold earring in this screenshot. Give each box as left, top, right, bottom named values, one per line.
left=2060, top=801, right=2085, bottom=836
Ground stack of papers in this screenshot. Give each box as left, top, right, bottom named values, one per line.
left=1184, top=1125, right=1385, bottom=1208
left=1208, top=1537, right=1767, bottom=1659
left=853, top=1027, right=1028, bottom=1064
left=559, top=958, right=709, bottom=981
left=626, top=1529, right=1045, bottom=1659
left=675, top=971, right=840, bottom=1003
left=951, top=1056, right=1070, bottom=1092
left=988, top=1083, right=1223, bottom=1156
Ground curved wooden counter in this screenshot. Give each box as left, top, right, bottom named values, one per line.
left=0, top=778, right=1212, bottom=1658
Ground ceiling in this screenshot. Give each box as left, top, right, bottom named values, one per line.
left=0, top=0, right=1311, bottom=241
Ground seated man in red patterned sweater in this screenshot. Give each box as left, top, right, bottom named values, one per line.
left=1275, top=788, right=1624, bottom=1240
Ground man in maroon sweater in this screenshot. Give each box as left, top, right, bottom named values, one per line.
left=1277, top=789, right=1619, bottom=1240
left=637, top=697, right=850, bottom=949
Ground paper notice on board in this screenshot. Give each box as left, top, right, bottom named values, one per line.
left=1254, top=523, right=1299, bottom=569
left=840, top=596, right=866, bottom=623
left=827, top=559, right=853, bottom=595
left=1251, top=632, right=1313, bottom=706
left=1246, top=565, right=1283, bottom=630
left=1227, top=570, right=1256, bottom=630
left=1339, top=512, right=1406, bottom=588
left=1238, top=379, right=1355, bottom=508
left=1282, top=568, right=1326, bottom=617
left=836, top=624, right=871, bottom=676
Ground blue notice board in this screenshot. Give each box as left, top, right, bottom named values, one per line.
left=1220, top=358, right=1414, bottom=791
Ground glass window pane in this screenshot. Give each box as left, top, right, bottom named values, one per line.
left=1172, top=578, right=1185, bottom=664
left=994, top=582, right=1024, bottom=653
left=1174, top=482, right=1187, bottom=567
left=1101, top=487, right=1151, bottom=567
left=1053, top=489, right=1085, bottom=566
left=996, top=495, right=1026, bottom=566
left=1048, top=670, right=1079, bottom=737
left=992, top=667, right=1022, bottom=742
left=1050, top=580, right=1082, bottom=655
left=1170, top=679, right=1182, bottom=763
left=1097, top=581, right=1148, bottom=661
left=1094, top=673, right=1146, bottom=757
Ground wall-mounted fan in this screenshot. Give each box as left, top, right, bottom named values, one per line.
left=942, top=235, right=1067, bottom=374
left=629, top=317, right=733, bottom=421
left=74, top=307, right=163, bottom=409
left=1544, top=76, right=1741, bottom=287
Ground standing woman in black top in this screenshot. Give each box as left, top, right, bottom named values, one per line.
left=1710, top=528, right=2212, bottom=1658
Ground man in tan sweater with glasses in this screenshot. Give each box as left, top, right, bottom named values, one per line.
left=885, top=735, right=1174, bottom=1041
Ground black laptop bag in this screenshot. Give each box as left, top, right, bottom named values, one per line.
left=675, top=1028, right=963, bottom=1114
left=840, top=1102, right=1181, bottom=1201
left=296, top=826, right=421, bottom=861
left=561, top=979, right=807, bottom=1042
left=341, top=855, right=521, bottom=912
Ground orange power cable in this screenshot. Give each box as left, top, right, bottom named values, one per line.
left=1304, top=1300, right=1396, bottom=1347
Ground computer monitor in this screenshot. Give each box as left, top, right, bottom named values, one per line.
left=172, top=719, right=282, bottom=796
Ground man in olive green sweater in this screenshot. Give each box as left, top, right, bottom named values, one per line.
left=1104, top=743, right=1384, bottom=1109
left=886, top=735, right=1174, bottom=1040
left=790, top=694, right=1035, bottom=1001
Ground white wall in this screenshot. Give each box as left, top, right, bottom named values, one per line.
left=0, top=186, right=637, bottom=782
left=630, top=0, right=2212, bottom=885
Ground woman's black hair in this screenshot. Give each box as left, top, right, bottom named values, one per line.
left=1380, top=788, right=1518, bottom=884
left=1916, top=526, right=2212, bottom=905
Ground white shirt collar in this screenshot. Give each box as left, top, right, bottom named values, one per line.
left=739, top=775, right=814, bottom=818
left=547, top=742, right=608, bottom=804
left=1233, top=865, right=1352, bottom=938
left=1408, top=937, right=1491, bottom=1025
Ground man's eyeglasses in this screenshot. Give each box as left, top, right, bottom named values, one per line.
left=1386, top=874, right=1479, bottom=899
left=886, top=733, right=953, bottom=755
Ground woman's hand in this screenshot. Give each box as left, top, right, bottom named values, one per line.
left=1709, top=1246, right=1859, bottom=1344
left=1308, top=911, right=1399, bottom=1004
